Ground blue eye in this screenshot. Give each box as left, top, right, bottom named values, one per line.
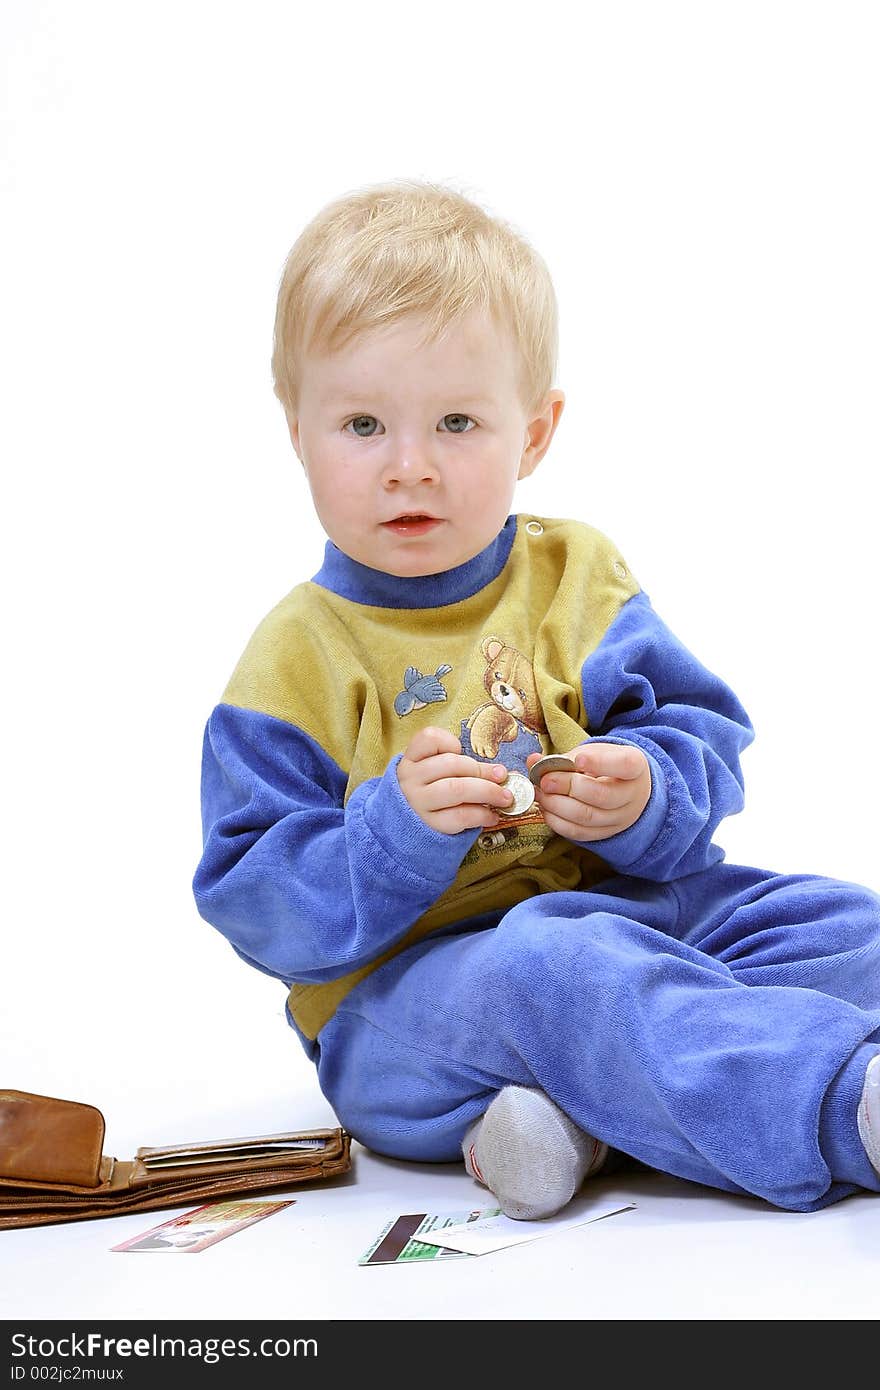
left=345, top=416, right=382, bottom=437
left=441, top=414, right=475, bottom=433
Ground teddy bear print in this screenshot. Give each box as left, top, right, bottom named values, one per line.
left=462, top=636, right=547, bottom=761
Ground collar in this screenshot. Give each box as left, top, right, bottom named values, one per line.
left=310, top=515, right=518, bottom=609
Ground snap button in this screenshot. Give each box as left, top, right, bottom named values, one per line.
left=525, top=520, right=544, bottom=536
left=613, top=560, right=627, bottom=578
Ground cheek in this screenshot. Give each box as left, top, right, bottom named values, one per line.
left=308, top=456, right=365, bottom=511
left=450, top=450, right=519, bottom=512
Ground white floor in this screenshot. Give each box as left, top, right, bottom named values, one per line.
left=3, top=1080, right=879, bottom=1323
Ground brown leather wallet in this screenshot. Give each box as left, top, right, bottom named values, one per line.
left=0, top=1089, right=353, bottom=1230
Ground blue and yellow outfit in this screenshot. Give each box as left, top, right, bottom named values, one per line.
left=192, top=515, right=880, bottom=1211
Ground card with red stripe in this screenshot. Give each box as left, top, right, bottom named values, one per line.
left=111, top=1198, right=295, bottom=1252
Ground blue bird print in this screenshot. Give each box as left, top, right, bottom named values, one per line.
left=394, top=663, right=453, bottom=718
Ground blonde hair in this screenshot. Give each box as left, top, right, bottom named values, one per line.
left=271, top=178, right=558, bottom=419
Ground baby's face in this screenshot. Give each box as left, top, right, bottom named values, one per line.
left=287, top=308, right=561, bottom=576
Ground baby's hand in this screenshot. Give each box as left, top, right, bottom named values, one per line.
left=526, top=743, right=651, bottom=843
left=397, top=726, right=514, bottom=834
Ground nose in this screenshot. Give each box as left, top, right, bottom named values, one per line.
left=381, top=437, right=440, bottom=489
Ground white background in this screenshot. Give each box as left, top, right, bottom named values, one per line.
left=1, top=1, right=878, bottom=1321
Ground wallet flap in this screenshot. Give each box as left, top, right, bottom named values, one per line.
left=137, top=1134, right=336, bottom=1167
left=135, top=1128, right=341, bottom=1172
left=0, top=1090, right=105, bottom=1188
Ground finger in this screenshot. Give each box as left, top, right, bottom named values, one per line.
left=471, top=760, right=514, bottom=783
left=420, top=757, right=512, bottom=789
left=541, top=807, right=621, bottom=842
left=408, top=753, right=510, bottom=785
left=573, top=742, right=645, bottom=780
left=539, top=772, right=632, bottom=811
left=404, top=726, right=463, bottom=762
left=431, top=805, right=509, bottom=834
left=535, top=789, right=621, bottom=829
left=421, top=776, right=517, bottom=813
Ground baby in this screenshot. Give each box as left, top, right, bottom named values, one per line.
left=193, top=179, right=880, bottom=1217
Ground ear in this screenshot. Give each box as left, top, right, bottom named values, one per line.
left=286, top=413, right=303, bottom=462
left=481, top=637, right=505, bottom=664
left=518, top=389, right=565, bottom=480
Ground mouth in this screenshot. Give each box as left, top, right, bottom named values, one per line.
left=381, top=513, right=443, bottom=536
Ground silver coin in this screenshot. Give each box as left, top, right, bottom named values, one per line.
left=528, top=754, right=577, bottom=786
left=497, top=770, right=536, bottom=817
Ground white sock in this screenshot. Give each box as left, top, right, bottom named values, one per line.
left=857, top=1052, right=880, bottom=1177
left=462, top=1085, right=608, bottom=1221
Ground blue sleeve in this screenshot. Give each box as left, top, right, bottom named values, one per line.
left=576, top=590, right=755, bottom=879
left=191, top=704, right=479, bottom=984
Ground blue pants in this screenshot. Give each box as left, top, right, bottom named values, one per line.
left=312, top=861, right=880, bottom=1211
